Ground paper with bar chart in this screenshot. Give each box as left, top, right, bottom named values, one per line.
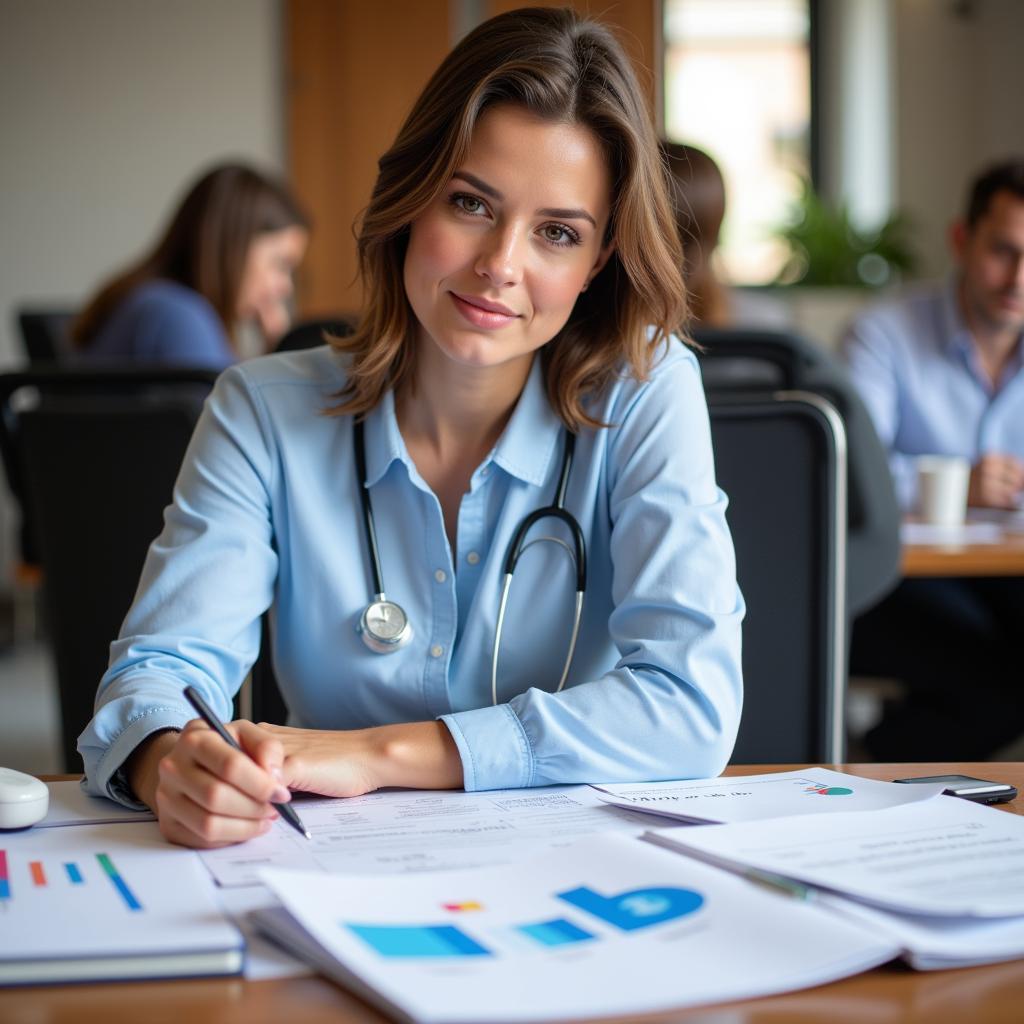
left=0, top=822, right=242, bottom=984
left=591, top=767, right=947, bottom=824
left=254, top=833, right=896, bottom=1023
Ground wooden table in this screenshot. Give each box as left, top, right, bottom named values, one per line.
left=3, top=763, right=1023, bottom=1023
left=902, top=520, right=1024, bottom=577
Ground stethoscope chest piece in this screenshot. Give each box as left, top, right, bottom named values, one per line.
left=359, top=596, right=413, bottom=654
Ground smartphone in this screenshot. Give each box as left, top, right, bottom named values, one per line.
left=892, top=774, right=1017, bottom=804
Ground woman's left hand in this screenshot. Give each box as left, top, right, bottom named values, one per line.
left=256, top=720, right=464, bottom=797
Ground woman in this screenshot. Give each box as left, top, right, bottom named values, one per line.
left=661, top=140, right=790, bottom=330
left=72, top=162, right=309, bottom=369
left=79, top=7, right=743, bottom=849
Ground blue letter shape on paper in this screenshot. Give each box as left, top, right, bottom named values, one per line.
left=346, top=923, right=491, bottom=958
left=557, top=885, right=704, bottom=931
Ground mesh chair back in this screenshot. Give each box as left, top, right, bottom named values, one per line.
left=16, top=308, right=77, bottom=364
left=710, top=391, right=847, bottom=762
left=0, top=368, right=219, bottom=770
left=696, top=327, right=900, bottom=617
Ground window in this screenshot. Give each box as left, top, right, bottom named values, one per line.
left=663, top=0, right=812, bottom=285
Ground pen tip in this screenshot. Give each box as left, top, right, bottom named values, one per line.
left=303, top=831, right=312, bottom=840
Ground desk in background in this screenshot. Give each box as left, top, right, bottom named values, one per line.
left=902, top=515, right=1024, bottom=577
left=2, top=762, right=1023, bottom=1024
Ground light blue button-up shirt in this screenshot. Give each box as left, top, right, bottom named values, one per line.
left=843, top=280, right=1024, bottom=510
left=79, top=342, right=744, bottom=805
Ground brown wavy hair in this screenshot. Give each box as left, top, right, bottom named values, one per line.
left=72, top=162, right=308, bottom=350
left=331, top=5, right=686, bottom=430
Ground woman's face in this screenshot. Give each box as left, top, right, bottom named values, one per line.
left=403, top=104, right=614, bottom=377
left=237, top=225, right=309, bottom=331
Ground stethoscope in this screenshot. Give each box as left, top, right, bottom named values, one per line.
left=353, top=420, right=586, bottom=705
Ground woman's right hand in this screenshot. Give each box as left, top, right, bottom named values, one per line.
left=126, top=721, right=291, bottom=849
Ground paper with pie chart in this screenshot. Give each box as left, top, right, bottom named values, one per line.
left=590, top=767, right=946, bottom=824
left=255, top=833, right=895, bottom=1023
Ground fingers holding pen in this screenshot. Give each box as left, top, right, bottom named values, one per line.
left=153, top=720, right=290, bottom=848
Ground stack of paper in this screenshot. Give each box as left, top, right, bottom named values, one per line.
left=254, top=833, right=897, bottom=1023
left=648, top=795, right=1024, bottom=969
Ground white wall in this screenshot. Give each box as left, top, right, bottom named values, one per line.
left=0, top=0, right=282, bottom=582
left=0, top=0, right=283, bottom=366
left=894, top=0, right=1024, bottom=280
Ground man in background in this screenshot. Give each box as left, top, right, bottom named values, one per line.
left=844, top=158, right=1024, bottom=760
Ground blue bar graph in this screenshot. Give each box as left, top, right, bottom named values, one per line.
left=97, top=853, right=142, bottom=911
left=518, top=917, right=595, bottom=947
left=347, top=923, right=491, bottom=958
left=65, top=862, right=84, bottom=885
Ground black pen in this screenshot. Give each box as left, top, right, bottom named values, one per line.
left=183, top=685, right=311, bottom=840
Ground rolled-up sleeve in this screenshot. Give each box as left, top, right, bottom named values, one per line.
left=443, top=346, right=744, bottom=788
left=78, top=365, right=278, bottom=804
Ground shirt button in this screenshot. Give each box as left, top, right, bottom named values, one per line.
left=481, top=466, right=490, bottom=477
left=466, top=551, right=480, bottom=565
left=430, top=644, right=444, bottom=658
left=434, top=569, right=447, bottom=583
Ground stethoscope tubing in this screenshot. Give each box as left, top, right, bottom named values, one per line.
left=354, top=420, right=586, bottom=703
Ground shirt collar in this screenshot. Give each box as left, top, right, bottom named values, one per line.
left=489, top=356, right=564, bottom=487
left=360, top=356, right=563, bottom=490
left=362, top=388, right=406, bottom=488
left=940, top=275, right=974, bottom=359
left=941, top=274, right=1024, bottom=386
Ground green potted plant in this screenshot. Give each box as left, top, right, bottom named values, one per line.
left=768, top=180, right=917, bottom=349
left=774, top=179, right=917, bottom=288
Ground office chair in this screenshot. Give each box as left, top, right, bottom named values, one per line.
left=696, top=327, right=901, bottom=618
left=274, top=316, right=355, bottom=353
left=0, top=367, right=220, bottom=771
left=15, top=307, right=77, bottom=365
left=709, top=391, right=848, bottom=763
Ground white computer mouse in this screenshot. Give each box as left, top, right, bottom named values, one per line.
left=0, top=767, right=49, bottom=829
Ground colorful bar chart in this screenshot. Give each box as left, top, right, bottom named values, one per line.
left=518, top=917, right=595, bottom=948
left=0, top=850, right=9, bottom=901
left=347, top=923, right=491, bottom=958
left=97, top=853, right=143, bottom=911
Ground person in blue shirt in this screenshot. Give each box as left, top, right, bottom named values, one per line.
left=79, top=7, right=744, bottom=849
left=844, top=158, right=1024, bottom=760
left=71, top=163, right=309, bottom=370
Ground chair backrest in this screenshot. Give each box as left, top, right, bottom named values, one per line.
left=274, top=316, right=355, bottom=353
left=16, top=308, right=77, bottom=364
left=709, top=391, right=847, bottom=763
left=696, top=327, right=900, bottom=617
left=0, top=368, right=220, bottom=771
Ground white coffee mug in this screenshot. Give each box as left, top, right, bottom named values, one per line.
left=916, top=455, right=970, bottom=526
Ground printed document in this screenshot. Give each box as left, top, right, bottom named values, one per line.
left=39, top=781, right=155, bottom=828
left=0, top=822, right=241, bottom=984
left=255, top=834, right=896, bottom=1023
left=591, top=767, right=946, bottom=824
left=651, top=796, right=1024, bottom=918
left=200, top=784, right=655, bottom=888
left=822, top=894, right=1024, bottom=970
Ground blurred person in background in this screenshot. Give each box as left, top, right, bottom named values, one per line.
left=845, top=158, right=1024, bottom=761
left=71, top=162, right=309, bottom=370
left=661, top=140, right=789, bottom=330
